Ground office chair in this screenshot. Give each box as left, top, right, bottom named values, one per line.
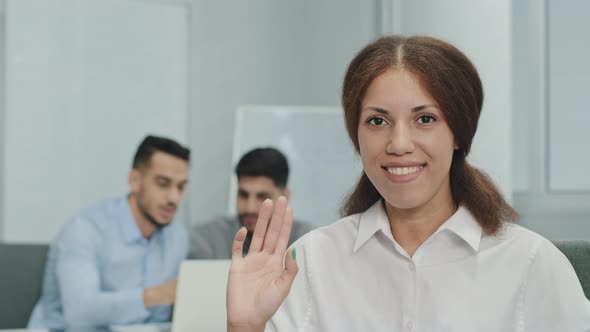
left=0, top=243, right=49, bottom=329
left=553, top=240, right=590, bottom=300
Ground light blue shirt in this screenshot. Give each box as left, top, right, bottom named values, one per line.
left=28, top=196, right=189, bottom=329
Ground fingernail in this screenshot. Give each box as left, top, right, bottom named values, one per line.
left=291, top=248, right=297, bottom=261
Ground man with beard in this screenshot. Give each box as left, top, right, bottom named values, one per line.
left=189, top=147, right=311, bottom=259
left=28, top=135, right=190, bottom=329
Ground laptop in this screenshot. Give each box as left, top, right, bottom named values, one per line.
left=171, top=259, right=232, bottom=332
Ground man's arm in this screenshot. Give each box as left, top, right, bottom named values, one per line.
left=56, top=220, right=174, bottom=326
left=143, top=280, right=177, bottom=308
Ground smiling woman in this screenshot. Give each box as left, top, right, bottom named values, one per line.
left=225, top=36, right=590, bottom=332
left=341, top=36, right=517, bottom=236
left=355, top=69, right=458, bottom=255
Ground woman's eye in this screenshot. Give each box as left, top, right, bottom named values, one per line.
left=367, top=117, right=386, bottom=126
left=417, top=115, right=437, bottom=124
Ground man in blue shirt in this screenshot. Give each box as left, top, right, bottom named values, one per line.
left=28, top=135, right=191, bottom=328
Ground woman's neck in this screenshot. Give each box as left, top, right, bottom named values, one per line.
left=385, top=189, right=457, bottom=258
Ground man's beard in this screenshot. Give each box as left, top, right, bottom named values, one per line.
left=137, top=198, right=170, bottom=229
left=238, top=213, right=257, bottom=229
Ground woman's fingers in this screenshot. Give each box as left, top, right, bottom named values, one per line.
left=274, top=207, right=293, bottom=255
left=278, top=248, right=299, bottom=290
left=231, top=227, right=248, bottom=260
left=248, top=199, right=273, bottom=253
left=262, top=197, right=288, bottom=254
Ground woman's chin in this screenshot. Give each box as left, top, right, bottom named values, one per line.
left=383, top=194, right=428, bottom=211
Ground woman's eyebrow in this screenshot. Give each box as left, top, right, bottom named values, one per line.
left=412, top=104, right=438, bottom=112
left=362, top=106, right=388, bottom=114
left=362, top=104, right=438, bottom=114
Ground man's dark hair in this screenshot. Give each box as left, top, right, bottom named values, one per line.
left=235, top=147, right=289, bottom=188
left=132, top=135, right=190, bottom=169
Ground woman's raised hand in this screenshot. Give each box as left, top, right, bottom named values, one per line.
left=226, top=197, right=298, bottom=332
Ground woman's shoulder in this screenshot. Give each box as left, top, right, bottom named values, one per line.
left=500, top=222, right=548, bottom=243
left=483, top=222, right=561, bottom=262
left=290, top=213, right=364, bottom=251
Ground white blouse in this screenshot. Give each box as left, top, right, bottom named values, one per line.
left=267, top=201, right=590, bottom=332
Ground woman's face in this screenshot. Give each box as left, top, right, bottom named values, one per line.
left=358, top=69, right=456, bottom=210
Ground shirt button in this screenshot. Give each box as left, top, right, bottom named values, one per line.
left=408, top=262, right=415, bottom=272
left=406, top=320, right=415, bottom=331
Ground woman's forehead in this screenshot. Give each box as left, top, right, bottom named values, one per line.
left=361, top=69, right=438, bottom=111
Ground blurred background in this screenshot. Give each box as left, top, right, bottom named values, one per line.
left=0, top=0, right=587, bottom=243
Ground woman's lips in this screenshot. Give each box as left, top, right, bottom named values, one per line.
left=382, top=165, right=425, bottom=184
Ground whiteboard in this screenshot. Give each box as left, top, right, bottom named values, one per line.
left=229, top=106, right=363, bottom=227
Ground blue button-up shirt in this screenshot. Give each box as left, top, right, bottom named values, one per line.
left=28, top=196, right=189, bottom=328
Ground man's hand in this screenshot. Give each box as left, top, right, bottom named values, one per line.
left=143, top=278, right=178, bottom=308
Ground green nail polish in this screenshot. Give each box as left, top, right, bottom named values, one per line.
left=292, top=248, right=297, bottom=260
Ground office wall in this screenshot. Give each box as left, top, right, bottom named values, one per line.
left=547, top=1, right=590, bottom=191
left=511, top=0, right=590, bottom=240
left=0, top=0, right=5, bottom=242
left=1, top=0, right=189, bottom=242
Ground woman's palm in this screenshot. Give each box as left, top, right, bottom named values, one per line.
left=226, top=198, right=298, bottom=330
